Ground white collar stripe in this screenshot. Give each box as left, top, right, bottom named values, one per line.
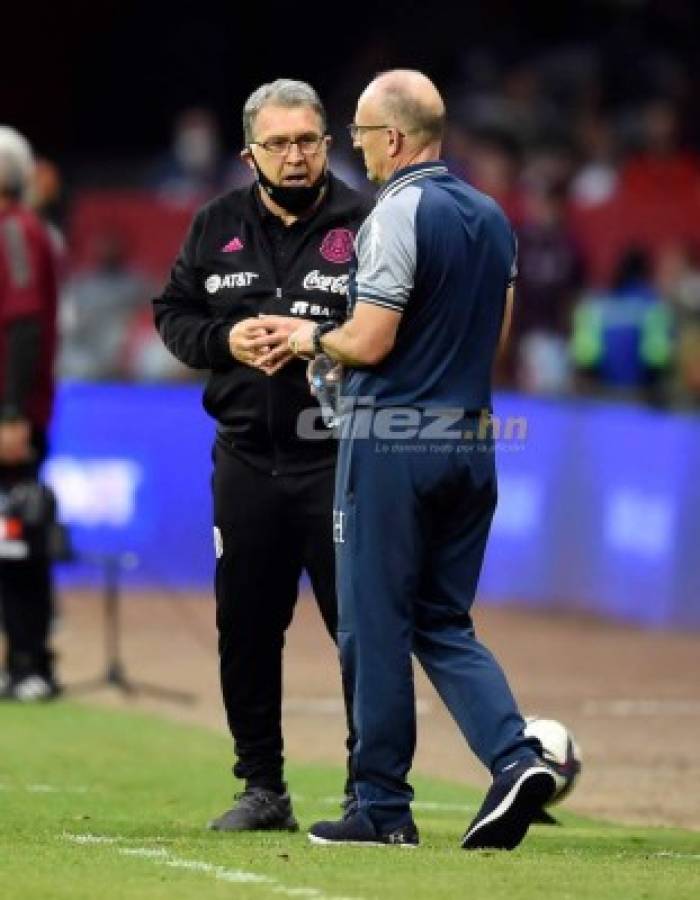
left=377, top=165, right=448, bottom=203
left=381, top=164, right=448, bottom=198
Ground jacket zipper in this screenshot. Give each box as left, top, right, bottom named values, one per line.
left=260, top=215, right=344, bottom=476
left=268, top=287, right=285, bottom=476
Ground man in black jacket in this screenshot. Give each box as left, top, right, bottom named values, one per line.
left=153, top=80, right=370, bottom=831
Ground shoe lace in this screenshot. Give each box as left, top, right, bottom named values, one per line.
left=232, top=789, right=274, bottom=809
left=342, top=798, right=359, bottom=819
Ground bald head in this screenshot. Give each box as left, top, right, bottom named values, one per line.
left=361, top=70, right=446, bottom=146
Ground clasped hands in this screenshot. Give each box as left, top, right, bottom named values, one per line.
left=228, top=315, right=316, bottom=376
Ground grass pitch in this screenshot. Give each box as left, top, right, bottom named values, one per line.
left=0, top=703, right=698, bottom=900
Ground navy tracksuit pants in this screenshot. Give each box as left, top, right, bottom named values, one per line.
left=334, top=416, right=538, bottom=829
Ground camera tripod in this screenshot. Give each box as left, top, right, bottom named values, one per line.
left=67, top=552, right=195, bottom=704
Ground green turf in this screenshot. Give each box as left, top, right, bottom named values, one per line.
left=1, top=703, right=698, bottom=900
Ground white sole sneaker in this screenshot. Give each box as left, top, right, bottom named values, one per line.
left=462, top=765, right=557, bottom=851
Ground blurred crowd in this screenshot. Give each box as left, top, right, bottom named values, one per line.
left=441, top=46, right=700, bottom=409
left=29, top=49, right=700, bottom=409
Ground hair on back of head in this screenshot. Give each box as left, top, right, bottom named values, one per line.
left=381, top=91, right=445, bottom=141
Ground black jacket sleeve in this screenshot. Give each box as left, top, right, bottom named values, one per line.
left=2, top=316, right=42, bottom=420
left=152, top=210, right=237, bottom=370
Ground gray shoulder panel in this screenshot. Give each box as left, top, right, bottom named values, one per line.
left=1, top=218, right=30, bottom=288
left=354, top=185, right=421, bottom=312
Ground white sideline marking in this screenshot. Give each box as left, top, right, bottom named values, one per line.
left=65, top=834, right=363, bottom=900
left=413, top=800, right=475, bottom=813
left=27, top=783, right=91, bottom=793
left=0, top=784, right=90, bottom=793
left=654, top=852, right=700, bottom=861
left=317, top=796, right=474, bottom=813
left=65, top=834, right=119, bottom=845
left=583, top=699, right=700, bottom=717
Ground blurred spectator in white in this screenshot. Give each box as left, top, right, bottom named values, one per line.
left=59, top=232, right=152, bottom=380
left=521, top=144, right=577, bottom=201
left=150, top=108, right=228, bottom=204
left=121, top=304, right=196, bottom=382
left=511, top=178, right=584, bottom=394
left=571, top=114, right=620, bottom=207
left=572, top=247, right=673, bottom=402
left=656, top=242, right=700, bottom=406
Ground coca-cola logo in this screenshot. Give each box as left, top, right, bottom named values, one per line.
left=320, top=228, right=354, bottom=264
left=302, top=270, right=349, bottom=294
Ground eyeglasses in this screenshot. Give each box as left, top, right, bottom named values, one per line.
left=347, top=123, right=393, bottom=140
left=249, top=134, right=326, bottom=156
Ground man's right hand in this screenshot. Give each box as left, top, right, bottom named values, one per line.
left=0, top=419, right=33, bottom=465
left=228, top=318, right=271, bottom=367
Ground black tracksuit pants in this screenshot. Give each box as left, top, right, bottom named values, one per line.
left=212, top=443, right=355, bottom=793
left=0, top=430, right=54, bottom=681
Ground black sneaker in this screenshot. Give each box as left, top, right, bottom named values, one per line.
left=532, top=808, right=560, bottom=825
left=309, top=805, right=419, bottom=847
left=208, top=787, right=299, bottom=832
left=462, top=759, right=557, bottom=851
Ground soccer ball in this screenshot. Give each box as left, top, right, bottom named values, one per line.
left=524, top=716, right=582, bottom=804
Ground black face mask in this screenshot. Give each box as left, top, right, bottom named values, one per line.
left=253, top=159, right=328, bottom=215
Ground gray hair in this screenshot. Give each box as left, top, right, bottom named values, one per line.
left=0, top=126, right=34, bottom=199
left=242, top=79, right=326, bottom=144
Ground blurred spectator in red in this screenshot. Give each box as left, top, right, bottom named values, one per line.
left=570, top=114, right=620, bottom=208
left=620, top=99, right=700, bottom=197
left=59, top=232, right=152, bottom=380
left=149, top=108, right=228, bottom=204
left=656, top=241, right=700, bottom=406
left=510, top=178, right=585, bottom=393
left=571, top=247, right=673, bottom=402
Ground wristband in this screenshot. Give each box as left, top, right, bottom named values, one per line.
left=313, top=321, right=336, bottom=355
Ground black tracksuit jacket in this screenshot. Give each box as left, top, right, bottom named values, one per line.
left=153, top=174, right=370, bottom=474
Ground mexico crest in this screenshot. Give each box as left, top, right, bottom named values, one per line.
left=320, top=228, right=354, bottom=264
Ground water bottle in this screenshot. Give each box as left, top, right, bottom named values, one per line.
left=308, top=354, right=343, bottom=428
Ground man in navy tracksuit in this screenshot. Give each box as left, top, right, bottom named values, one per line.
left=279, top=70, right=556, bottom=849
